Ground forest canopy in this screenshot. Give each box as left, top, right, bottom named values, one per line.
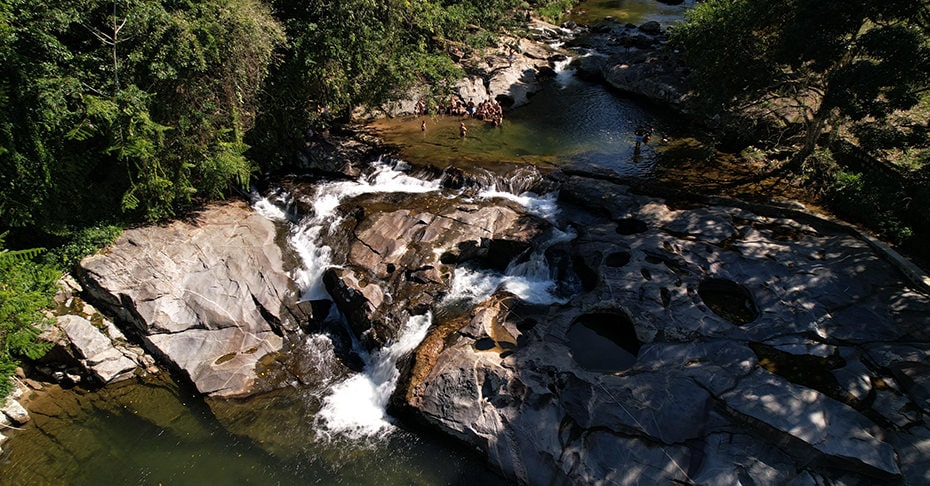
left=0, top=0, right=559, bottom=237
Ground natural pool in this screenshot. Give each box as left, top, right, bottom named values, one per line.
left=368, top=69, right=675, bottom=176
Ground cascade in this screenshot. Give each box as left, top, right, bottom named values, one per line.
left=253, top=159, right=570, bottom=439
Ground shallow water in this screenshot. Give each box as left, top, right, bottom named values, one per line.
left=370, top=73, right=674, bottom=176
left=566, top=0, right=696, bottom=27
left=1, top=375, right=503, bottom=485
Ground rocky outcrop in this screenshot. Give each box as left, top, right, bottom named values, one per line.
left=77, top=201, right=298, bottom=398
left=323, top=190, right=550, bottom=349
left=396, top=174, right=930, bottom=484
left=366, top=21, right=571, bottom=118
left=567, top=17, right=689, bottom=108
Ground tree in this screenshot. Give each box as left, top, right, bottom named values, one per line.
left=672, top=0, right=930, bottom=162
left=0, top=0, right=284, bottom=230
left=248, top=0, right=529, bottom=167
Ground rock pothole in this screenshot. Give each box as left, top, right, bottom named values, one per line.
left=615, top=218, right=648, bottom=235
left=568, top=311, right=641, bottom=372
left=698, top=278, right=759, bottom=325
left=605, top=251, right=632, bottom=267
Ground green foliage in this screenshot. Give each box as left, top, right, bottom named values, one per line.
left=0, top=0, right=284, bottom=230
left=0, top=232, right=57, bottom=396
left=43, top=224, right=123, bottom=270
left=672, top=0, right=930, bottom=157
left=828, top=171, right=914, bottom=245
left=249, top=0, right=531, bottom=166
left=534, top=0, right=574, bottom=23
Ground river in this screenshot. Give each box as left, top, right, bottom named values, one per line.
left=0, top=2, right=697, bottom=484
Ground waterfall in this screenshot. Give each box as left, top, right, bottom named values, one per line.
left=254, top=158, right=442, bottom=302
left=317, top=313, right=432, bottom=439
left=444, top=189, right=574, bottom=307
left=252, top=159, right=570, bottom=440
left=443, top=226, right=575, bottom=307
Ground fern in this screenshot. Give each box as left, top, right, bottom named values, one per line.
left=0, top=233, right=57, bottom=390
left=0, top=247, right=47, bottom=265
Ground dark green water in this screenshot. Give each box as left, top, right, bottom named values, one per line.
left=0, top=2, right=696, bottom=484
left=1, top=375, right=502, bottom=485
left=371, top=73, right=674, bottom=175
left=566, top=0, right=694, bottom=27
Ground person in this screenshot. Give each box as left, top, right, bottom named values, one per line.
left=459, top=121, right=468, bottom=138
left=634, top=126, right=645, bottom=148
left=421, top=120, right=427, bottom=131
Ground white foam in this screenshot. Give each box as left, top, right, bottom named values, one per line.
left=478, top=189, right=560, bottom=222
left=253, top=159, right=442, bottom=301
left=318, top=313, right=433, bottom=439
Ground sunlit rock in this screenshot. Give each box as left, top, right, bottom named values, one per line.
left=78, top=201, right=293, bottom=397
left=721, top=369, right=900, bottom=479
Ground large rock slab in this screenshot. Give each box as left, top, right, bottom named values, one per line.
left=78, top=201, right=293, bottom=397
left=396, top=174, right=930, bottom=484
left=721, top=369, right=900, bottom=479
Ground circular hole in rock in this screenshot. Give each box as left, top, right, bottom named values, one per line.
left=615, top=218, right=648, bottom=235
left=698, top=278, right=759, bottom=325
left=474, top=338, right=497, bottom=351
left=568, top=312, right=641, bottom=372
left=517, top=318, right=538, bottom=331
left=605, top=251, right=631, bottom=268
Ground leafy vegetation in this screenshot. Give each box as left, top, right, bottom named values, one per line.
left=1, top=0, right=284, bottom=231
left=248, top=0, right=535, bottom=167
left=672, top=0, right=930, bottom=162
left=0, top=233, right=57, bottom=396
left=671, top=0, right=930, bottom=247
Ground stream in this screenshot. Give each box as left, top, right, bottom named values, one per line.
left=0, top=2, right=700, bottom=484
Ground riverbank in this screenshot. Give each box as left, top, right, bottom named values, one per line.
left=4, top=2, right=929, bottom=483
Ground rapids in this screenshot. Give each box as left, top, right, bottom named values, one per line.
left=0, top=2, right=700, bottom=483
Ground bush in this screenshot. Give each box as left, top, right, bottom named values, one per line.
left=828, top=171, right=914, bottom=245
left=0, top=234, right=58, bottom=397
left=44, top=224, right=123, bottom=271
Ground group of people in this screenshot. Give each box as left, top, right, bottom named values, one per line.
left=415, top=96, right=505, bottom=126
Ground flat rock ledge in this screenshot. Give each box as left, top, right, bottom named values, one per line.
left=395, top=174, right=930, bottom=484
left=77, top=201, right=298, bottom=398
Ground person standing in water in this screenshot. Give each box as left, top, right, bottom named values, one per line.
left=459, top=121, right=468, bottom=137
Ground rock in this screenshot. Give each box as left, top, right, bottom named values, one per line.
left=57, top=315, right=139, bottom=384
left=77, top=201, right=292, bottom=397
left=638, top=21, right=662, bottom=35
left=325, top=192, right=548, bottom=349
left=58, top=315, right=113, bottom=361
left=24, top=379, right=44, bottom=390
left=1, top=398, right=30, bottom=425
left=721, top=369, right=900, bottom=479
left=394, top=173, right=930, bottom=484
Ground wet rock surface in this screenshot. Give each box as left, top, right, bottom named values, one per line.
left=324, top=190, right=550, bottom=349
left=395, top=173, right=930, bottom=484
